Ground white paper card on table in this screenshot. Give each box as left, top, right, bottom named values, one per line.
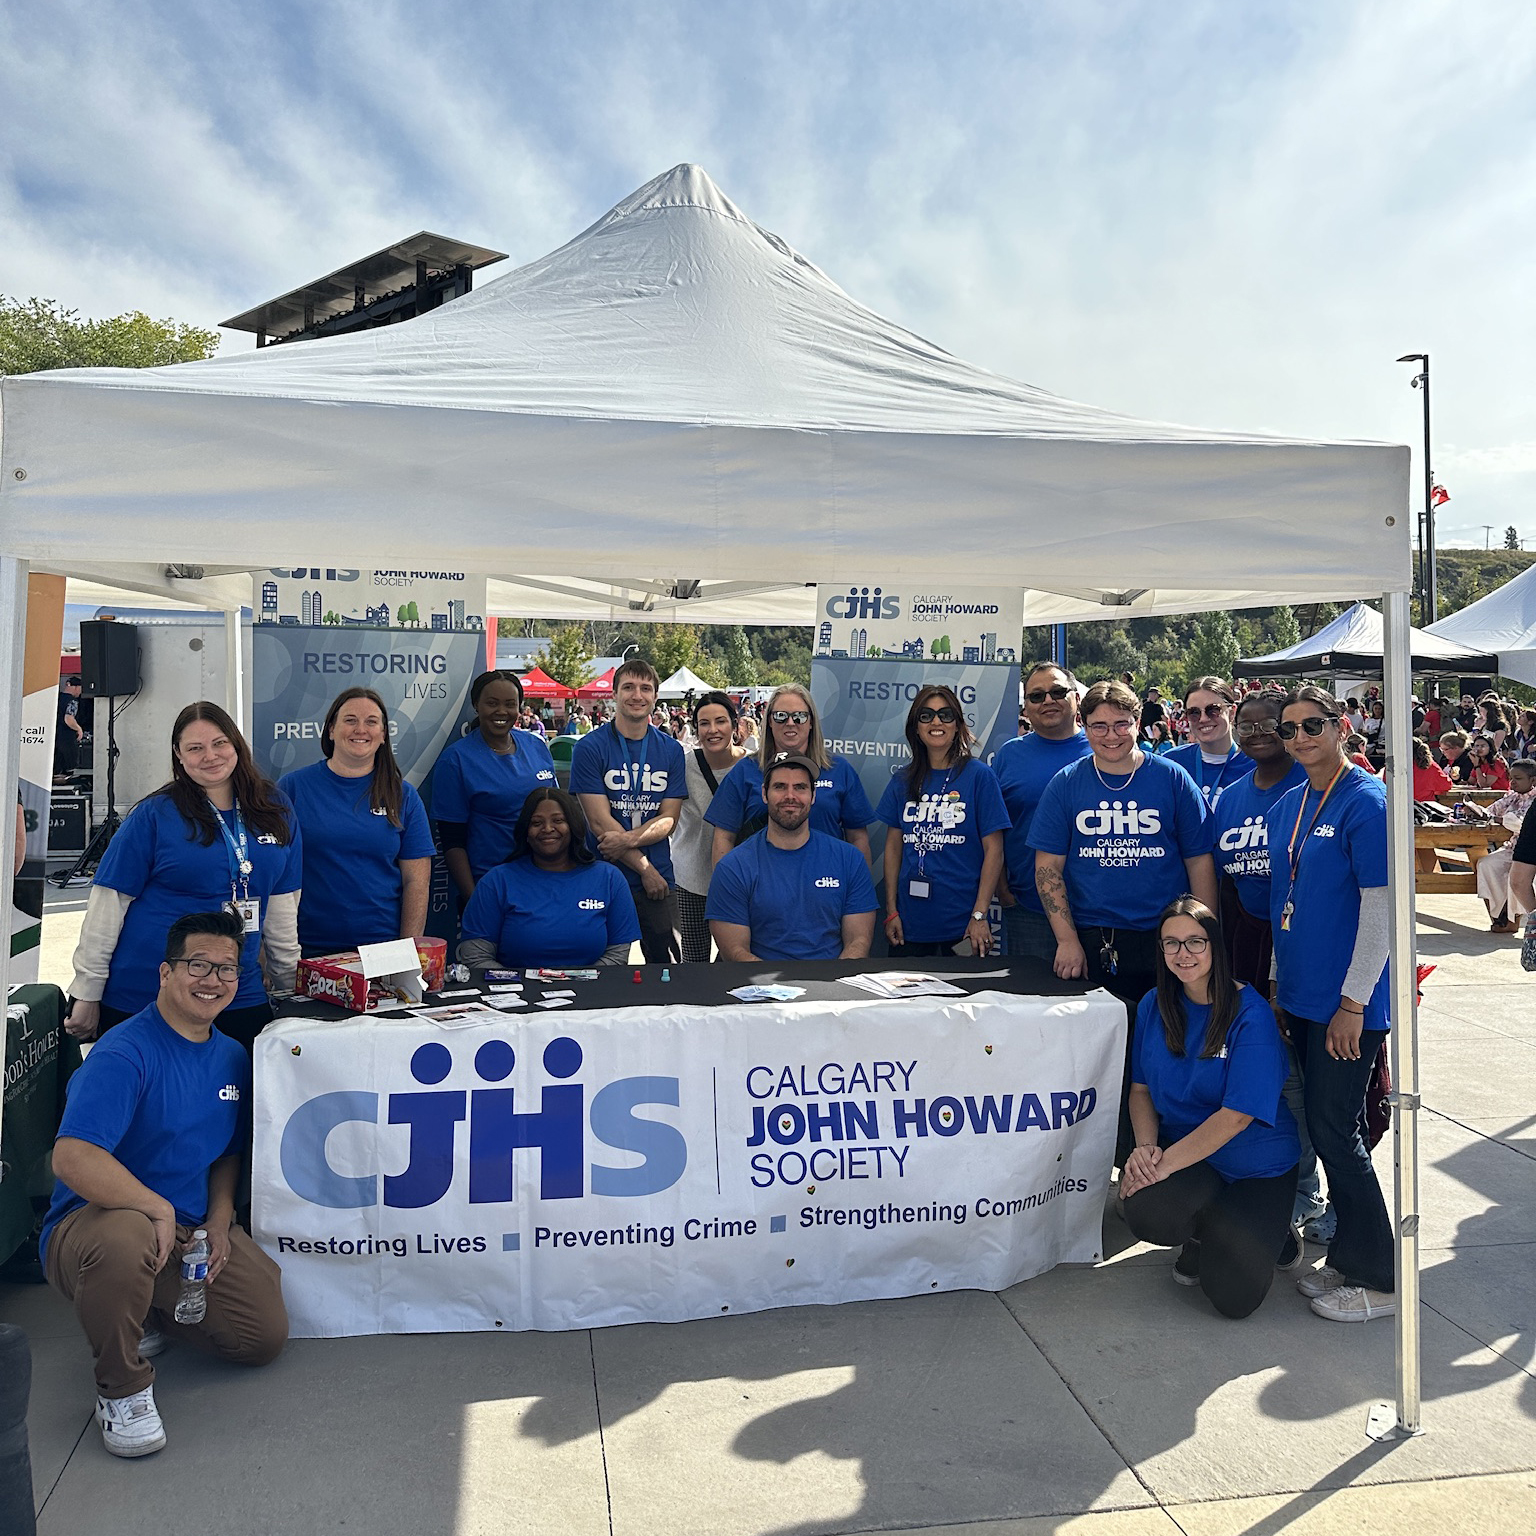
left=536, top=998, right=574, bottom=1009
left=541, top=989, right=576, bottom=998
left=841, top=972, right=966, bottom=999
left=484, top=995, right=527, bottom=1010
left=356, top=939, right=422, bottom=979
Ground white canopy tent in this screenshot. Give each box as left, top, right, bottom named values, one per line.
left=1427, top=561, right=1536, bottom=687
left=0, top=163, right=1421, bottom=1432
left=657, top=666, right=715, bottom=700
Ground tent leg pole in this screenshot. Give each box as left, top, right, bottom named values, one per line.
left=0, top=557, right=31, bottom=1153
left=1370, top=588, right=1423, bottom=1441
left=225, top=608, right=246, bottom=734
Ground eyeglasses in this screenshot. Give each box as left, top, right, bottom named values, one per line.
left=917, top=707, right=957, bottom=724
left=1186, top=703, right=1229, bottom=720
left=1085, top=719, right=1135, bottom=735
left=170, top=957, right=241, bottom=982
left=1235, top=719, right=1281, bottom=738
left=1159, top=935, right=1209, bottom=956
left=1277, top=716, right=1336, bottom=740
left=1025, top=686, right=1072, bottom=704
left=771, top=710, right=811, bottom=725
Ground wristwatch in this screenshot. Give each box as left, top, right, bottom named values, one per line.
left=971, top=910, right=986, bottom=923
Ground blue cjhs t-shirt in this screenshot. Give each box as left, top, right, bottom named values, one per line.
left=461, top=858, right=640, bottom=968
left=40, top=1004, right=250, bottom=1269
left=992, top=730, right=1094, bottom=908
left=431, top=729, right=557, bottom=880
left=704, top=756, right=876, bottom=843
left=279, top=760, right=436, bottom=954
left=570, top=723, right=688, bottom=889
left=1211, top=760, right=1307, bottom=920
left=1269, top=767, right=1390, bottom=1031
left=707, top=831, right=879, bottom=961
left=875, top=758, right=1010, bottom=942
left=1027, top=754, right=1211, bottom=931
left=93, top=792, right=303, bottom=1012
left=1132, top=986, right=1301, bottom=1183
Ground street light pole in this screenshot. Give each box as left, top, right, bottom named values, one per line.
left=1397, top=354, right=1434, bottom=625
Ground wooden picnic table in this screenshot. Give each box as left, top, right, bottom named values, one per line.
left=1414, top=821, right=1507, bottom=895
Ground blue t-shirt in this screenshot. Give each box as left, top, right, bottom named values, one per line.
left=704, top=756, right=876, bottom=844
left=993, top=730, right=1094, bottom=907
left=431, top=730, right=557, bottom=881
left=39, top=1004, right=250, bottom=1268
left=1211, top=760, right=1308, bottom=919
left=1027, top=754, right=1212, bottom=931
left=569, top=724, right=688, bottom=890
left=94, top=793, right=303, bottom=1012
left=278, top=761, right=436, bottom=954
left=1132, top=986, right=1301, bottom=1183
left=875, top=758, right=1011, bottom=941
left=1269, top=767, right=1390, bottom=1031
left=1164, top=742, right=1257, bottom=810
left=707, top=832, right=879, bottom=961
left=460, top=858, right=640, bottom=968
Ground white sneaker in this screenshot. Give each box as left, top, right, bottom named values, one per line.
left=1310, top=1284, right=1397, bottom=1323
left=97, top=1386, right=166, bottom=1458
left=138, top=1328, right=168, bottom=1359
left=1295, top=1263, right=1347, bottom=1299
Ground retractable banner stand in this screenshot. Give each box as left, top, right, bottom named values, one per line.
left=812, top=582, right=1024, bottom=942
left=12, top=575, right=66, bottom=979
left=252, top=990, right=1124, bottom=1336
left=251, top=568, right=489, bottom=942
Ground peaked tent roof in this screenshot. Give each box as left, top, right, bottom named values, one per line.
left=516, top=665, right=572, bottom=698
left=1, top=164, right=1407, bottom=611
left=1426, top=562, right=1536, bottom=687
left=1238, top=601, right=1497, bottom=678
left=657, top=665, right=715, bottom=699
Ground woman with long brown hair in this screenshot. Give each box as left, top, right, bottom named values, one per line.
left=876, top=684, right=1009, bottom=957
left=278, top=687, right=435, bottom=955
left=65, top=702, right=301, bottom=1052
left=1121, top=897, right=1302, bottom=1317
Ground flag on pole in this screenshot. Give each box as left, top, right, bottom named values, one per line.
left=1431, top=484, right=1450, bottom=507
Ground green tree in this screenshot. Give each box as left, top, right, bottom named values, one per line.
left=406, top=600, right=420, bottom=628
left=537, top=625, right=595, bottom=689
left=649, top=624, right=701, bottom=681
left=932, top=634, right=952, bottom=658
left=1506, top=526, right=1521, bottom=551
left=1268, top=604, right=1301, bottom=652
left=396, top=604, right=408, bottom=627
left=1186, top=610, right=1240, bottom=684
left=723, top=625, right=757, bottom=686
left=0, top=295, right=220, bottom=374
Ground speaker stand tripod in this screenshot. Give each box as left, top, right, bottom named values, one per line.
left=49, top=695, right=122, bottom=887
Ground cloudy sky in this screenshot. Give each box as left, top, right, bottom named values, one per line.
left=3, top=0, right=1531, bottom=547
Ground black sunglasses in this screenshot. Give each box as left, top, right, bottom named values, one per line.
left=917, top=707, right=957, bottom=724
left=1025, top=686, right=1071, bottom=704
left=1277, top=716, right=1336, bottom=740
left=1185, top=702, right=1229, bottom=720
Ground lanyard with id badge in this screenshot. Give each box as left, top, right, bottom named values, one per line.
left=213, top=802, right=261, bottom=934
left=622, top=728, right=652, bottom=831
left=907, top=764, right=958, bottom=902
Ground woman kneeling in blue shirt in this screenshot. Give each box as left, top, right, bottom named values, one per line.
left=1121, top=897, right=1302, bottom=1318
left=458, top=788, right=640, bottom=970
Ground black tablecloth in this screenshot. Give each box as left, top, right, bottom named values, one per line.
left=2, top=983, right=78, bottom=1267
left=278, top=956, right=1090, bottom=1022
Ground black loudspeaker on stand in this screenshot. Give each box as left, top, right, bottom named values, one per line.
left=50, top=621, right=138, bottom=888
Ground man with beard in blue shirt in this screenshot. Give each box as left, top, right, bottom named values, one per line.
left=708, top=754, right=878, bottom=962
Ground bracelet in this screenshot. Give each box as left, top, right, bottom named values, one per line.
left=883, top=912, right=900, bottom=926
left=1339, top=1003, right=1364, bottom=1015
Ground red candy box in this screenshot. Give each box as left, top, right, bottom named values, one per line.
left=296, top=937, right=447, bottom=1012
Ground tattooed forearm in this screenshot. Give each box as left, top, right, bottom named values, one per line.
left=1035, top=866, right=1070, bottom=921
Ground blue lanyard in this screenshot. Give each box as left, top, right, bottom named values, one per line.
left=1198, top=748, right=1241, bottom=803
left=915, top=762, right=961, bottom=877
left=211, top=803, right=252, bottom=896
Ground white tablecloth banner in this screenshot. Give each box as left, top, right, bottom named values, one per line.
left=253, top=989, right=1126, bottom=1337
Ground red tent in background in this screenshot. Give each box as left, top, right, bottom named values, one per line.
left=575, top=667, right=614, bottom=699
left=519, top=665, right=574, bottom=699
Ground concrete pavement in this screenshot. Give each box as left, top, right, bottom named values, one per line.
left=6, top=891, right=1533, bottom=1534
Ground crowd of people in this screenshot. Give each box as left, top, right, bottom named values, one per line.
left=43, top=650, right=1535, bottom=1458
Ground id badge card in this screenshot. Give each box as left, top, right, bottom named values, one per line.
left=908, top=879, right=931, bottom=899
left=233, top=897, right=261, bottom=934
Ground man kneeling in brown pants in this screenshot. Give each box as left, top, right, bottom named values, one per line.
left=41, top=908, right=288, bottom=1457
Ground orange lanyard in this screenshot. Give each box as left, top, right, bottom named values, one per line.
left=1285, top=760, right=1347, bottom=889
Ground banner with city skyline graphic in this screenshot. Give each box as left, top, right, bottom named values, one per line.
left=253, top=568, right=487, bottom=633
left=813, top=582, right=1022, bottom=665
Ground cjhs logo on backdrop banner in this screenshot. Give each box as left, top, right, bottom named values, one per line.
left=252, top=992, right=1125, bottom=1337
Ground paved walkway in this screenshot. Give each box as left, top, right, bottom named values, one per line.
left=6, top=893, right=1534, bottom=1534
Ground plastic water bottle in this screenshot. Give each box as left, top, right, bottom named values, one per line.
left=174, top=1230, right=210, bottom=1324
